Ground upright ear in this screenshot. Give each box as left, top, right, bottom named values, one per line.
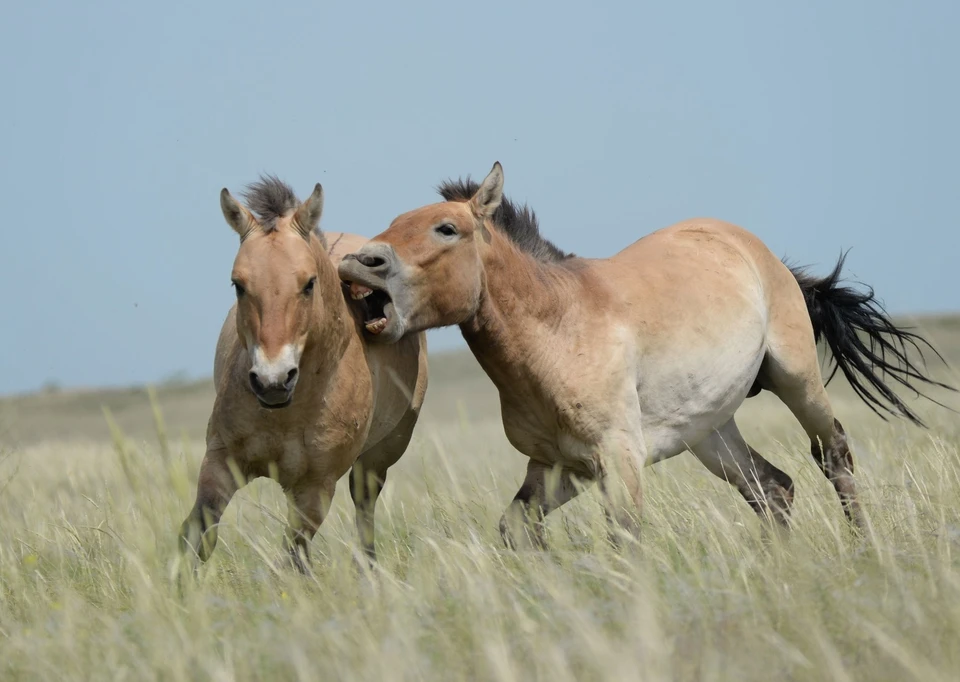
left=470, top=161, right=503, bottom=219
left=220, top=189, right=258, bottom=240
left=293, top=183, right=324, bottom=238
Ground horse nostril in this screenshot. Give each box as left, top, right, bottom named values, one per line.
left=358, top=254, right=387, bottom=269
left=285, top=368, right=299, bottom=387
left=249, top=372, right=265, bottom=395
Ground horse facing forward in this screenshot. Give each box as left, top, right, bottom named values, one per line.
left=179, top=176, right=427, bottom=570
left=339, top=162, right=953, bottom=546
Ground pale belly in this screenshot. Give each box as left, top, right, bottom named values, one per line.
left=497, top=342, right=765, bottom=476
left=494, top=286, right=767, bottom=475
left=638, top=339, right=765, bottom=463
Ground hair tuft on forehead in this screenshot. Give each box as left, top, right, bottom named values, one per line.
left=239, top=174, right=326, bottom=246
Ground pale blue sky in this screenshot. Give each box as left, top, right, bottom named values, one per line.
left=1, top=0, right=957, bottom=396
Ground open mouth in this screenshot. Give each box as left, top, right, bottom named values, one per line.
left=346, top=282, right=393, bottom=335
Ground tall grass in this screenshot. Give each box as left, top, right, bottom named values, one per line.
left=1, top=389, right=960, bottom=681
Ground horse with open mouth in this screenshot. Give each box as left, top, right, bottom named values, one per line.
left=339, top=161, right=954, bottom=547
left=179, top=176, right=428, bottom=571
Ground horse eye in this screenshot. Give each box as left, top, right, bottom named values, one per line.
left=232, top=281, right=246, bottom=298
left=435, top=224, right=457, bottom=237
left=303, top=277, right=317, bottom=295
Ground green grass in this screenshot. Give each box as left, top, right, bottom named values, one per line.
left=2, top=315, right=960, bottom=681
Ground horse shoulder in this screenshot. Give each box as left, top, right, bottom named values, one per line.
left=289, top=338, right=375, bottom=473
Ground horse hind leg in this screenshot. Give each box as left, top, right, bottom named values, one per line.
left=690, top=418, right=795, bottom=527
left=789, top=385, right=862, bottom=528
left=349, top=462, right=388, bottom=565
left=350, top=408, right=421, bottom=565
left=812, top=418, right=860, bottom=526
left=764, top=351, right=864, bottom=529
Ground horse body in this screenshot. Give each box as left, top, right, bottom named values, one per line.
left=606, top=219, right=801, bottom=459
left=180, top=181, right=427, bottom=571
left=456, top=218, right=781, bottom=466
left=339, top=162, right=950, bottom=547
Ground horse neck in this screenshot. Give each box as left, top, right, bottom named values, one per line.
left=298, top=240, right=354, bottom=384
left=460, top=231, right=583, bottom=391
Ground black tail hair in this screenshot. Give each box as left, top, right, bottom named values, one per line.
left=788, top=251, right=955, bottom=428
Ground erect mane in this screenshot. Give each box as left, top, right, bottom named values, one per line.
left=241, top=174, right=327, bottom=248
left=436, top=178, right=572, bottom=262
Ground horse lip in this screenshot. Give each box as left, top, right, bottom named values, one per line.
left=365, top=301, right=406, bottom=343
left=365, top=300, right=397, bottom=333
left=338, top=258, right=388, bottom=291
left=257, top=394, right=293, bottom=410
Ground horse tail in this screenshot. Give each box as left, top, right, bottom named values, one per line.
left=787, top=251, right=955, bottom=427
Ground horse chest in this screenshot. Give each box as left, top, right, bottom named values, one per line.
left=500, top=395, right=604, bottom=474
left=229, top=430, right=312, bottom=483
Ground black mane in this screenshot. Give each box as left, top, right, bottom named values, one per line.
left=241, top=174, right=326, bottom=246
left=437, top=178, right=572, bottom=262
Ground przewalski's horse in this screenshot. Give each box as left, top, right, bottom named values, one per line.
left=179, top=176, right=428, bottom=570
left=339, top=162, right=952, bottom=547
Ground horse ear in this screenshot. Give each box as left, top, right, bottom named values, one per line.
left=220, top=189, right=257, bottom=240
left=470, top=162, right=503, bottom=219
left=294, top=183, right=324, bottom=238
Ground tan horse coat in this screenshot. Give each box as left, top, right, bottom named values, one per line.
left=339, top=162, right=950, bottom=546
left=180, top=178, right=427, bottom=569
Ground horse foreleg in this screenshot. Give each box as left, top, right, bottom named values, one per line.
left=597, top=429, right=647, bottom=547
left=283, top=478, right=335, bottom=573
left=179, top=448, right=244, bottom=567
left=499, top=459, right=587, bottom=550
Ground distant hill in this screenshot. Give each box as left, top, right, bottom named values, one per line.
left=2, top=314, right=959, bottom=448
left=0, top=347, right=500, bottom=447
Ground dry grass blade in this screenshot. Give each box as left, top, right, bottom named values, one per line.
left=1, top=336, right=960, bottom=680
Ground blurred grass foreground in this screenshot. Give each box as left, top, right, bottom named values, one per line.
left=3, top=316, right=960, bottom=681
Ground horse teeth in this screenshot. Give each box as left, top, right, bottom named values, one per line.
left=350, top=284, right=373, bottom=300
left=365, top=318, right=387, bottom=334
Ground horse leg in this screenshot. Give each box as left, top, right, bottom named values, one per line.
left=350, top=408, right=420, bottom=564
left=284, top=478, right=336, bottom=573
left=778, top=381, right=862, bottom=527
left=765, top=348, right=863, bottom=528
left=499, top=460, right=588, bottom=550
left=350, top=463, right=388, bottom=565
left=690, top=418, right=795, bottom=527
left=179, top=448, right=244, bottom=566
left=810, top=418, right=860, bottom=527
left=597, top=428, right=647, bottom=546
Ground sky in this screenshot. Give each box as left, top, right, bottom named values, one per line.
left=1, top=0, right=958, bottom=396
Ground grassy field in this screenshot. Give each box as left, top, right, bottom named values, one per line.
left=3, top=315, right=960, bottom=681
